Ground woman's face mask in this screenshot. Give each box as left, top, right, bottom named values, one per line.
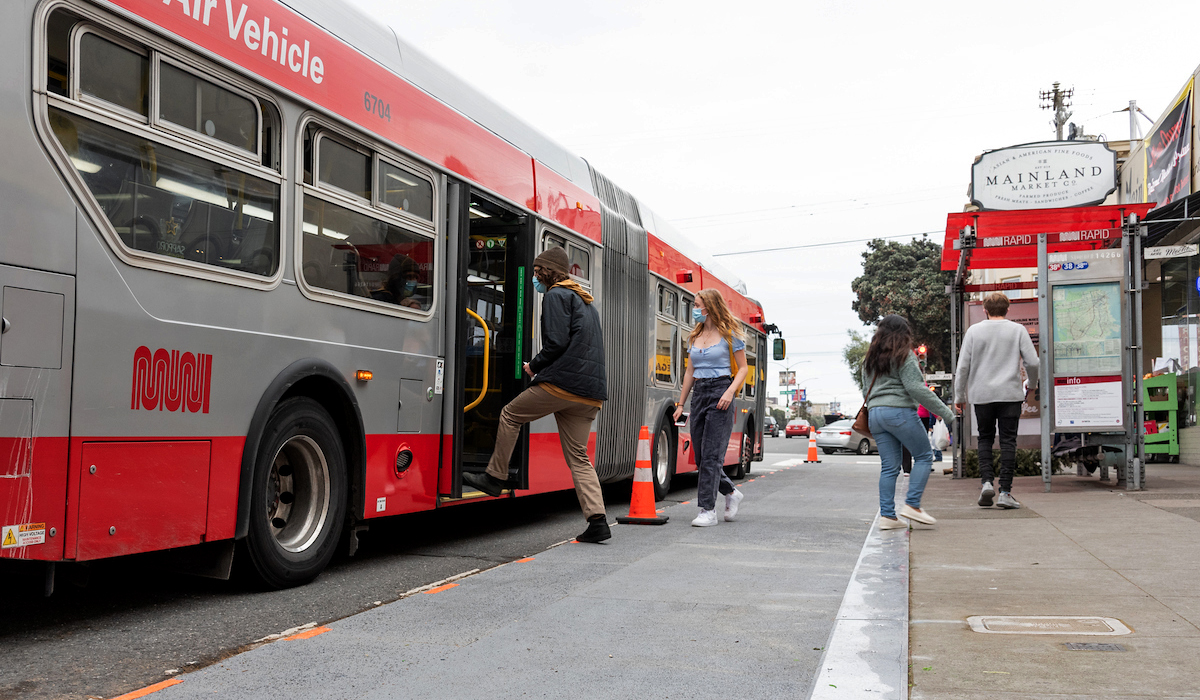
left=692, top=307, right=708, bottom=324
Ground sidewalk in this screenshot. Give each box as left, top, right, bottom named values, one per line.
left=910, top=464, right=1200, bottom=699
left=130, top=460, right=884, bottom=700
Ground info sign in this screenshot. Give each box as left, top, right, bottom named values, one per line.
left=972, top=141, right=1117, bottom=211
left=1047, top=248, right=1125, bottom=430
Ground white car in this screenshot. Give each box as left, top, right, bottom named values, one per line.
left=815, top=419, right=876, bottom=455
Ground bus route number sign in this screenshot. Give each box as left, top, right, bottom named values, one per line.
left=364, top=91, right=391, bottom=122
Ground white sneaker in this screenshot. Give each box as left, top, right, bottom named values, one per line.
left=879, top=516, right=908, bottom=530
left=899, top=504, right=937, bottom=525
left=691, top=509, right=718, bottom=527
left=978, top=481, right=995, bottom=507
left=724, top=489, right=745, bottom=521
left=996, top=492, right=1022, bottom=509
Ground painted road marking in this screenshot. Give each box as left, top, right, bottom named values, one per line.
left=109, top=678, right=183, bottom=700
left=423, top=583, right=459, bottom=595
left=284, top=626, right=331, bottom=641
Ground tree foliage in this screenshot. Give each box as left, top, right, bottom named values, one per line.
left=842, top=330, right=870, bottom=393
left=850, top=237, right=953, bottom=370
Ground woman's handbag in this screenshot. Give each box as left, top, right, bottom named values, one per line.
left=853, top=375, right=878, bottom=439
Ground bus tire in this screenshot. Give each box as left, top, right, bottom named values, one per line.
left=651, top=417, right=676, bottom=501
left=726, top=430, right=750, bottom=480
left=244, top=397, right=347, bottom=589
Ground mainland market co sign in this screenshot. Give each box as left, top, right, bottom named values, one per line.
left=971, top=141, right=1117, bottom=211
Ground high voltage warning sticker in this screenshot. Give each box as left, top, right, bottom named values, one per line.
left=1, top=523, right=46, bottom=548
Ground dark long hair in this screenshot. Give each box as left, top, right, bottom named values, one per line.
left=863, top=315, right=914, bottom=377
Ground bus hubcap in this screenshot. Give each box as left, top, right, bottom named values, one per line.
left=655, top=429, right=670, bottom=485
left=267, top=435, right=331, bottom=553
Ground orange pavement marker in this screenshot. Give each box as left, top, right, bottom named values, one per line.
left=616, top=426, right=669, bottom=524
left=109, top=679, right=183, bottom=700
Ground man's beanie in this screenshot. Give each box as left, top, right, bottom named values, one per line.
left=533, top=246, right=569, bottom=276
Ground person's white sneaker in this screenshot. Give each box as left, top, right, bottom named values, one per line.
left=691, top=509, right=718, bottom=527
left=724, top=489, right=745, bottom=521
left=879, top=516, right=908, bottom=530
left=996, top=492, right=1022, bottom=509
left=899, top=504, right=937, bottom=525
left=978, top=481, right=995, bottom=507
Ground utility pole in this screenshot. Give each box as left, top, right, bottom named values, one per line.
left=1040, top=82, right=1074, bottom=140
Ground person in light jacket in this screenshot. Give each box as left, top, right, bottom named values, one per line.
left=863, top=315, right=955, bottom=530
left=954, top=292, right=1039, bottom=509
left=462, top=246, right=610, bottom=543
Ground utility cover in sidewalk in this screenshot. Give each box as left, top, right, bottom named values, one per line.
left=1063, top=643, right=1127, bottom=651
left=967, top=616, right=1131, bottom=635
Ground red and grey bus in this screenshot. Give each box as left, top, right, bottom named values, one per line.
left=1, top=0, right=768, bottom=588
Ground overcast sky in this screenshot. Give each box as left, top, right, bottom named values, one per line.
left=345, top=0, right=1200, bottom=412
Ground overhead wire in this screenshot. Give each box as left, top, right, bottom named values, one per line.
left=712, top=231, right=941, bottom=257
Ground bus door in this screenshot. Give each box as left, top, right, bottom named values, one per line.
left=442, top=191, right=534, bottom=498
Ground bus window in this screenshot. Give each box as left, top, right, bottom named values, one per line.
left=301, top=197, right=433, bottom=311
left=681, top=296, right=693, bottom=326
left=158, top=61, right=258, bottom=155
left=655, top=319, right=676, bottom=385
left=317, top=136, right=371, bottom=200
left=658, top=287, right=676, bottom=317
left=78, top=32, right=147, bottom=118
left=568, top=245, right=589, bottom=281
left=378, top=160, right=433, bottom=221
left=50, top=108, right=280, bottom=276
left=743, top=349, right=757, bottom=398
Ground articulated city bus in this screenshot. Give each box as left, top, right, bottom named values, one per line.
left=0, top=0, right=768, bottom=588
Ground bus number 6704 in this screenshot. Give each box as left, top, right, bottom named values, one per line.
left=364, top=91, right=391, bottom=121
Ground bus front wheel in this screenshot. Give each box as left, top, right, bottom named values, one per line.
left=244, top=397, right=347, bottom=589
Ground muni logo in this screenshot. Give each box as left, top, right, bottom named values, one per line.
left=131, top=347, right=213, bottom=414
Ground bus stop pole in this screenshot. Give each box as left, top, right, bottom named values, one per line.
left=1125, top=214, right=1145, bottom=490
left=1038, top=233, right=1052, bottom=492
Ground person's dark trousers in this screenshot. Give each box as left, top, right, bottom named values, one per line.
left=974, top=401, right=1022, bottom=493
left=690, top=377, right=737, bottom=511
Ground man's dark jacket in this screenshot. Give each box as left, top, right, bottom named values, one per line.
left=528, top=286, right=607, bottom=401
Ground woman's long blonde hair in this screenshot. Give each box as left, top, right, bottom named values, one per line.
left=688, top=288, right=744, bottom=345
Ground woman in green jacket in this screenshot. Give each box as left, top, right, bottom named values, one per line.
left=862, top=315, right=954, bottom=529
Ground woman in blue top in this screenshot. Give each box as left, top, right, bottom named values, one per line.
left=673, top=289, right=749, bottom=527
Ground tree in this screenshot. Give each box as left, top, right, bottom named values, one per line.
left=850, top=236, right=953, bottom=371
left=770, top=407, right=787, bottom=425
left=842, top=329, right=870, bottom=393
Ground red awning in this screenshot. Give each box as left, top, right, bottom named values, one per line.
left=940, top=203, right=1158, bottom=271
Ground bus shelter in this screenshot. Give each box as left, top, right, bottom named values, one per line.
left=941, top=203, right=1155, bottom=491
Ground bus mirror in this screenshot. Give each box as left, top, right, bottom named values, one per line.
left=773, top=338, right=786, bottom=361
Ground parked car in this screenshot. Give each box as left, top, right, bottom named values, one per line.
left=764, top=416, right=779, bottom=437
left=785, top=419, right=811, bottom=438
left=815, top=419, right=876, bottom=455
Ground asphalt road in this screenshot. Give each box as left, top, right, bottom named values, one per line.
left=0, top=437, right=875, bottom=700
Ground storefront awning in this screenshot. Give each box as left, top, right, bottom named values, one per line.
left=1144, top=190, right=1200, bottom=247
left=940, top=203, right=1157, bottom=271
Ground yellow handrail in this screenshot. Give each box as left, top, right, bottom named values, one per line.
left=463, top=308, right=490, bottom=412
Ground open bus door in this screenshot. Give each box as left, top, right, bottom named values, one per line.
left=441, top=186, right=534, bottom=499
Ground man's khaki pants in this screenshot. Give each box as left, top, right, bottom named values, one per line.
left=486, top=385, right=604, bottom=519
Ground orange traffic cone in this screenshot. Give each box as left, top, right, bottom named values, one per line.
left=617, top=426, right=669, bottom=525
left=804, top=431, right=821, bottom=463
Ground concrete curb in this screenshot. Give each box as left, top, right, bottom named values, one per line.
left=808, top=515, right=911, bottom=700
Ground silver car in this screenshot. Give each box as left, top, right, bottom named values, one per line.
left=816, top=419, right=876, bottom=455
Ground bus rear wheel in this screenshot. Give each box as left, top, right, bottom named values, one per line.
left=651, top=418, right=676, bottom=500
left=244, top=397, right=346, bottom=589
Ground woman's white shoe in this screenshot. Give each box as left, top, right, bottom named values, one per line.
left=899, top=504, right=936, bottom=525
left=879, top=516, right=909, bottom=530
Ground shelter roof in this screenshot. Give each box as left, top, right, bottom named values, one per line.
left=940, top=203, right=1157, bottom=271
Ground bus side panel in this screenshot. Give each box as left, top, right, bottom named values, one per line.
left=0, top=264, right=76, bottom=562
left=362, top=433, right=439, bottom=518
left=0, top=0, right=76, bottom=277
left=523, top=422, right=593, bottom=496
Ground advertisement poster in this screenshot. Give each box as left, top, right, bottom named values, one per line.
left=1146, top=81, right=1193, bottom=207
left=1054, top=376, right=1123, bottom=428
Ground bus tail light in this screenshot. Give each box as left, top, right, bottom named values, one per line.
left=675, top=270, right=694, bottom=283
left=356, top=370, right=373, bottom=382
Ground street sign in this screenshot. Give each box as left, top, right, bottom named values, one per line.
left=925, top=372, right=953, bottom=381
left=1144, top=244, right=1199, bottom=259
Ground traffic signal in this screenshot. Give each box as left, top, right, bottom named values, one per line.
left=916, top=344, right=928, bottom=366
